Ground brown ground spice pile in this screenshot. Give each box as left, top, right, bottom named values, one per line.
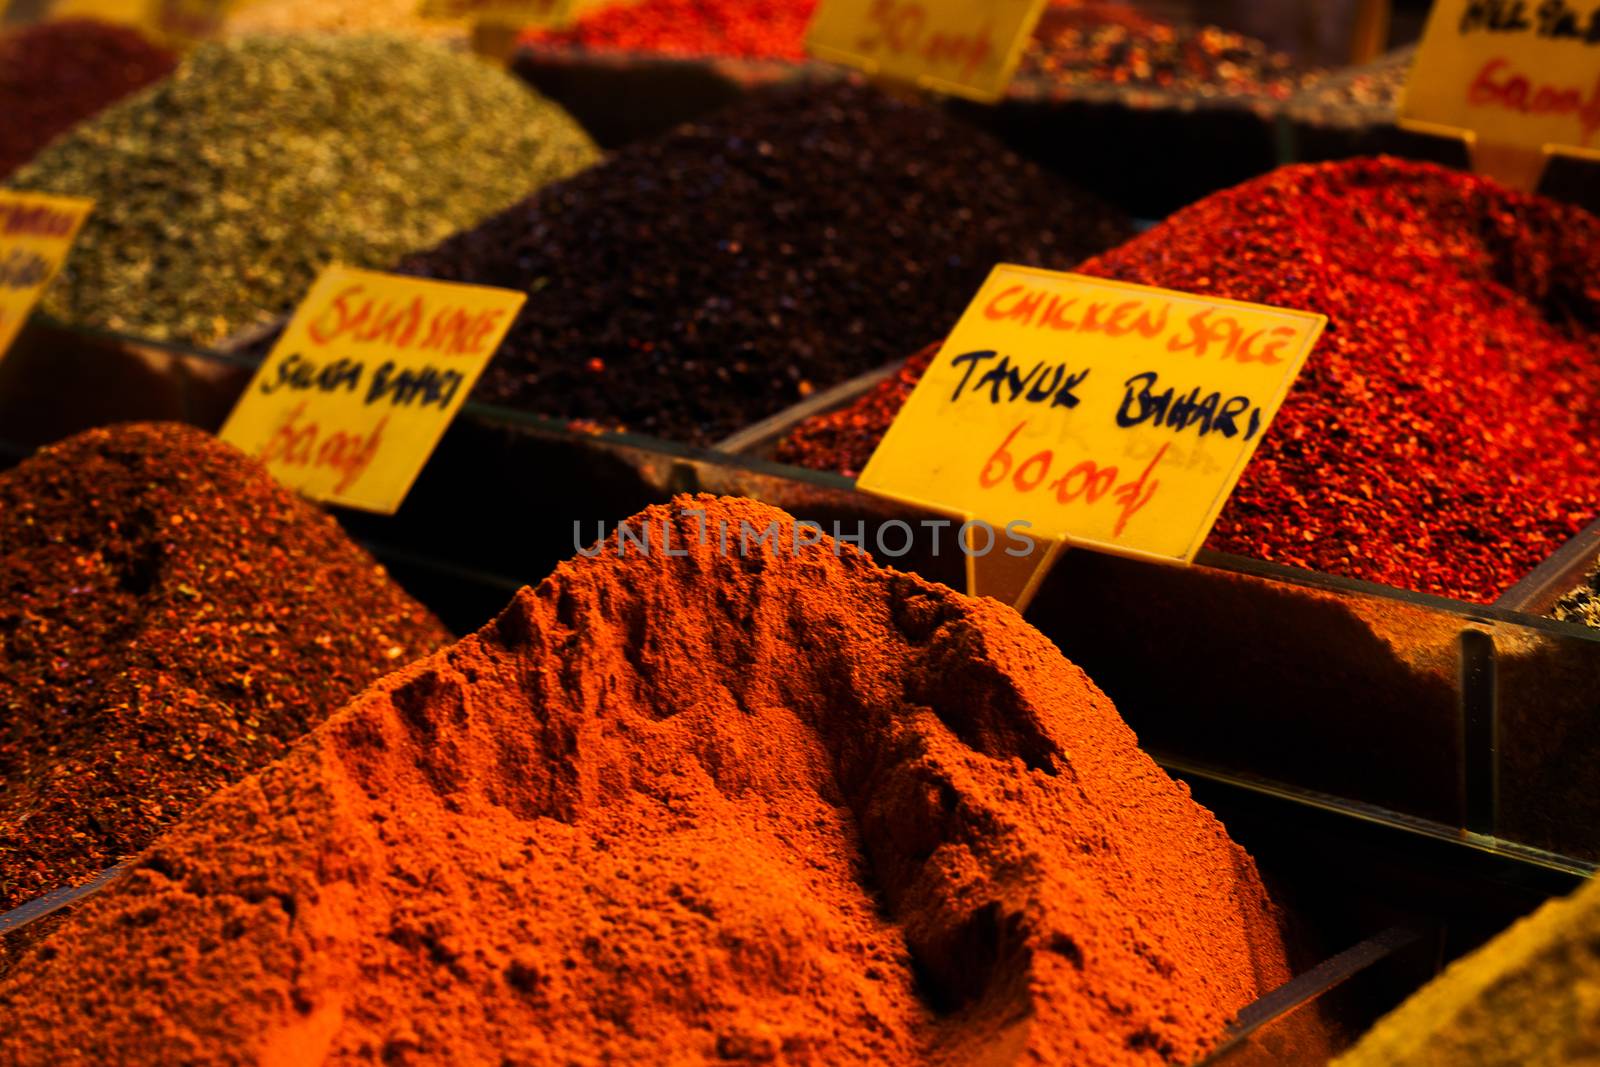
left=0, top=423, right=449, bottom=911
left=0, top=496, right=1290, bottom=1065
left=1335, top=874, right=1600, bottom=1066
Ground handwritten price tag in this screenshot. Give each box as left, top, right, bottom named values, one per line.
left=0, top=191, right=92, bottom=364
left=805, top=0, right=1046, bottom=102
left=219, top=266, right=525, bottom=514
left=1401, top=0, right=1600, bottom=181
left=858, top=267, right=1325, bottom=564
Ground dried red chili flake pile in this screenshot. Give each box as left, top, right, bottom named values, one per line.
left=0, top=19, right=175, bottom=180
left=777, top=158, right=1600, bottom=604
left=777, top=341, right=938, bottom=478
left=0, top=423, right=450, bottom=910
left=522, top=0, right=818, bottom=59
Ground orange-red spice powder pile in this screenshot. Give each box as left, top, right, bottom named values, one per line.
left=0, top=424, right=449, bottom=912
left=779, top=158, right=1600, bottom=604
left=1, top=496, right=1292, bottom=1066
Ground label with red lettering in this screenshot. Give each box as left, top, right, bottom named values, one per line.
left=805, top=0, right=1047, bottom=102
left=856, top=266, right=1326, bottom=564
left=0, top=190, right=93, bottom=364
left=1401, top=0, right=1600, bottom=163
left=218, top=265, right=526, bottom=514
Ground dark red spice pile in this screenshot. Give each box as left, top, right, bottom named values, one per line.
left=777, top=159, right=1600, bottom=604
left=396, top=80, right=1130, bottom=445
left=523, top=0, right=817, bottom=59
left=0, top=423, right=450, bottom=910
left=0, top=19, right=175, bottom=180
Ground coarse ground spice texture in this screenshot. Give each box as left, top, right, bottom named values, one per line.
left=777, top=341, right=939, bottom=477
left=778, top=159, right=1600, bottom=604
left=1551, top=560, right=1600, bottom=628
left=0, top=423, right=449, bottom=912
left=0, top=19, right=176, bottom=181
left=400, top=80, right=1130, bottom=445
left=0, top=496, right=1292, bottom=1066
left=524, top=0, right=817, bottom=58
left=6, top=35, right=597, bottom=348
left=1333, top=874, right=1600, bottom=1066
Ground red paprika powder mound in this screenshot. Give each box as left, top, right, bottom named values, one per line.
left=778, top=158, right=1600, bottom=604
left=0, top=423, right=449, bottom=912
left=0, top=19, right=175, bottom=180
left=0, top=495, right=1292, bottom=1066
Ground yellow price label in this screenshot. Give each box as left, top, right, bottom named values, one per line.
left=805, top=0, right=1046, bottom=103
left=858, top=267, right=1326, bottom=565
left=0, top=190, right=92, bottom=363
left=219, top=265, right=526, bottom=514
left=1401, top=0, right=1600, bottom=162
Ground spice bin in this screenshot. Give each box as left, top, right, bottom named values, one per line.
left=9, top=320, right=1600, bottom=874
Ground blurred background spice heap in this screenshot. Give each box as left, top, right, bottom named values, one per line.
left=524, top=0, right=818, bottom=58
left=0, top=423, right=450, bottom=914
left=5, top=34, right=598, bottom=347
left=1019, top=1, right=1324, bottom=102
left=0, top=18, right=175, bottom=180
left=394, top=80, right=1131, bottom=445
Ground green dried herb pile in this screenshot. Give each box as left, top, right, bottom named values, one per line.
left=6, top=34, right=598, bottom=347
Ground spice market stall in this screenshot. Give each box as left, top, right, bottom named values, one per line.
left=1, top=0, right=1600, bottom=1063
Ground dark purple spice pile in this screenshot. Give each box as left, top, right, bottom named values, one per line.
left=396, top=80, right=1131, bottom=445
left=0, top=19, right=175, bottom=180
